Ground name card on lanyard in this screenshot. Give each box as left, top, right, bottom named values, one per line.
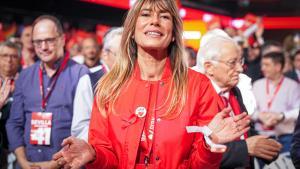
left=30, top=112, right=52, bottom=145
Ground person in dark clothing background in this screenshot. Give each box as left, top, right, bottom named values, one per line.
left=0, top=40, right=21, bottom=169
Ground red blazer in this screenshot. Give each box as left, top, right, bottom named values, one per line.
left=86, top=60, right=222, bottom=169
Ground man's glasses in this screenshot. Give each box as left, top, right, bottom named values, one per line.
left=103, top=48, right=117, bottom=57
left=214, top=58, right=245, bottom=69
left=32, top=36, right=60, bottom=48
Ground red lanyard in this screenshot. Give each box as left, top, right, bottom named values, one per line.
left=266, top=77, right=284, bottom=109
left=39, top=55, right=69, bottom=111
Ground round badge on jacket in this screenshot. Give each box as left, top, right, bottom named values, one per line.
left=135, top=107, right=147, bottom=118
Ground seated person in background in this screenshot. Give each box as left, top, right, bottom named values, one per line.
left=252, top=52, right=300, bottom=167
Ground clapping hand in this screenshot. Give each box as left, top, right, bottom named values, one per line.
left=0, top=78, right=12, bottom=109
left=208, top=107, right=250, bottom=144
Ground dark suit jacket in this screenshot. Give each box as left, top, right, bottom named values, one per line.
left=291, top=111, right=300, bottom=169
left=220, top=87, right=253, bottom=169
left=285, top=69, right=299, bottom=83
left=0, top=100, right=12, bottom=150
left=88, top=68, right=105, bottom=92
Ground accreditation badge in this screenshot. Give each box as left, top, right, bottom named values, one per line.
left=30, top=112, right=52, bottom=145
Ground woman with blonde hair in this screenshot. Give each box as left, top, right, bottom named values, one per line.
left=53, top=0, right=250, bottom=168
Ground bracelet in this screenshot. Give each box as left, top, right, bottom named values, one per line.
left=186, top=126, right=212, bottom=137
left=186, top=126, right=227, bottom=153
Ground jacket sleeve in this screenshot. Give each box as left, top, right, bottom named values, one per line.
left=221, top=140, right=249, bottom=169
left=291, top=113, right=300, bottom=168
left=188, top=76, right=223, bottom=169
left=85, top=100, right=118, bottom=169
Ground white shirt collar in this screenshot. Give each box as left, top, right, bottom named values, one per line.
left=89, top=64, right=103, bottom=73
left=209, top=78, right=229, bottom=99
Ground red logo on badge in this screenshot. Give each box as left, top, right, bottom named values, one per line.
left=135, top=107, right=147, bottom=118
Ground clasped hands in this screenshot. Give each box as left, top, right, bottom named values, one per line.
left=258, top=111, right=284, bottom=128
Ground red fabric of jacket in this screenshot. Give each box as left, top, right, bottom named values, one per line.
left=86, top=59, right=222, bottom=169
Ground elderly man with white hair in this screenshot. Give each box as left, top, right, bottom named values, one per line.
left=193, top=29, right=282, bottom=169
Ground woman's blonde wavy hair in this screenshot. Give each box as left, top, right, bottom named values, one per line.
left=95, top=0, right=188, bottom=119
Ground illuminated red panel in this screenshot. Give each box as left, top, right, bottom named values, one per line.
left=263, top=17, right=300, bottom=29
left=181, top=7, right=232, bottom=27
left=81, top=1, right=300, bottom=29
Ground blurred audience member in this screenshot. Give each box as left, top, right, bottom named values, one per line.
left=67, top=30, right=91, bottom=64
left=285, top=49, right=300, bottom=83
left=100, top=27, right=123, bottom=72
left=0, top=40, right=21, bottom=169
left=0, top=41, right=21, bottom=80
left=81, top=36, right=101, bottom=70
left=6, top=15, right=88, bottom=169
left=71, top=27, right=123, bottom=141
left=70, top=43, right=84, bottom=64
left=283, top=52, right=293, bottom=73
left=283, top=33, right=300, bottom=54
left=184, top=46, right=196, bottom=67
left=252, top=52, right=300, bottom=167
left=261, top=41, right=283, bottom=56
left=224, top=26, right=237, bottom=38
left=20, top=25, right=36, bottom=69
left=244, top=42, right=262, bottom=83
left=245, top=41, right=283, bottom=83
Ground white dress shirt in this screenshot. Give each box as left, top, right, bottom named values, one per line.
left=237, top=73, right=257, bottom=115
left=71, top=65, right=104, bottom=141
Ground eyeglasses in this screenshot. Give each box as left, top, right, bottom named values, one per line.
left=32, top=36, right=60, bottom=48
left=0, top=53, right=19, bottom=59
left=214, top=58, right=245, bottom=68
